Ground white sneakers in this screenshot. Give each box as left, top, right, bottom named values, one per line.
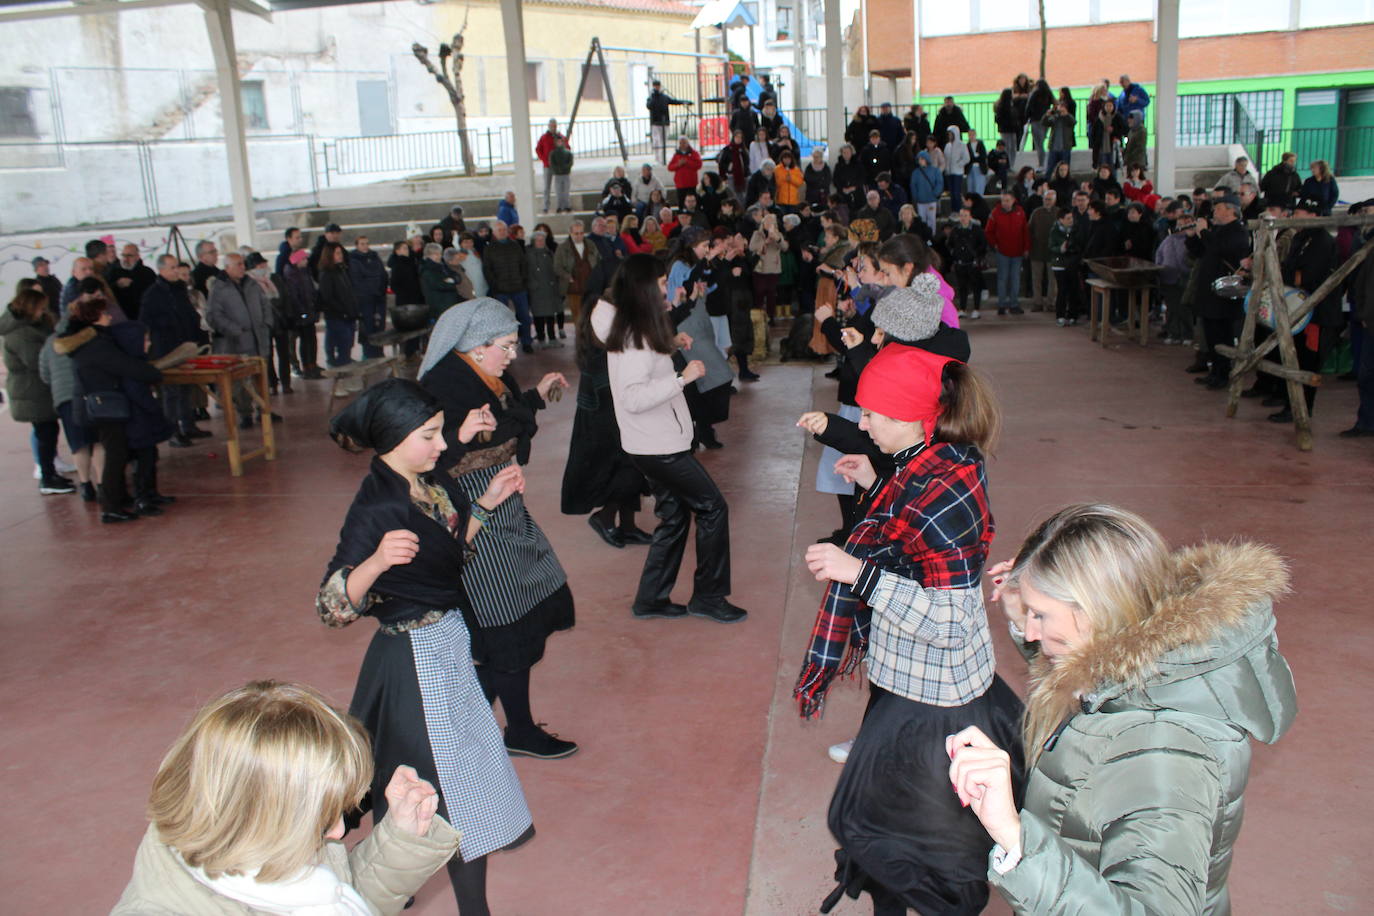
left=828, top=739, right=855, bottom=764
left=968, top=310, right=982, bottom=320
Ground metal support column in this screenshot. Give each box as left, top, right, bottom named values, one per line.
left=202, top=0, right=256, bottom=247
left=1154, top=0, right=1180, bottom=197
left=499, top=0, right=537, bottom=226
left=824, top=0, right=845, bottom=152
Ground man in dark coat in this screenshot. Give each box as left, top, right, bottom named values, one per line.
left=1260, top=154, right=1302, bottom=209
left=106, top=243, right=157, bottom=321
left=348, top=237, right=389, bottom=358
left=1185, top=194, right=1252, bottom=388
left=759, top=102, right=784, bottom=141
left=646, top=80, right=688, bottom=163
left=31, top=257, right=63, bottom=322
left=903, top=105, right=931, bottom=149
left=1270, top=197, right=1340, bottom=422
left=309, top=223, right=343, bottom=279
left=859, top=131, right=893, bottom=188
left=140, top=253, right=210, bottom=443
left=276, top=227, right=305, bottom=276
left=933, top=96, right=971, bottom=140
left=876, top=103, right=905, bottom=150
left=852, top=190, right=897, bottom=242
left=191, top=239, right=224, bottom=296
left=483, top=221, right=534, bottom=353
left=730, top=97, right=761, bottom=143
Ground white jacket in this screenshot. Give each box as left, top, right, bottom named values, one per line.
left=943, top=128, right=970, bottom=176
left=591, top=299, right=694, bottom=456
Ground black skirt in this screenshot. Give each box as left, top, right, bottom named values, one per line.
left=825, top=676, right=1026, bottom=915
left=467, top=581, right=575, bottom=673
left=560, top=391, right=645, bottom=516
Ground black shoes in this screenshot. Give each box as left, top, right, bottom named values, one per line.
left=505, top=725, right=579, bottom=760
left=135, top=500, right=164, bottom=517
left=38, top=475, right=76, bottom=495
left=1195, top=375, right=1227, bottom=390
left=696, top=426, right=723, bottom=449
left=687, top=598, right=748, bottom=624
left=1268, top=409, right=1294, bottom=423
left=100, top=510, right=139, bottom=523
left=182, top=426, right=212, bottom=439
left=617, top=526, right=654, bottom=546
left=147, top=493, right=177, bottom=505
left=588, top=514, right=625, bottom=548
left=632, top=601, right=688, bottom=620
left=740, top=370, right=761, bottom=382
left=79, top=482, right=97, bottom=503
left=168, top=434, right=194, bottom=448
left=1009, top=306, right=1025, bottom=315
left=1185, top=359, right=1210, bottom=374
left=1339, top=426, right=1374, bottom=438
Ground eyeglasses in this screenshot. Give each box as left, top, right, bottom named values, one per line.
left=489, top=342, right=518, bottom=354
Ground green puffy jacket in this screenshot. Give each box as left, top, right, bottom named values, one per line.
left=993, top=541, right=1297, bottom=915
left=1, top=308, right=58, bottom=423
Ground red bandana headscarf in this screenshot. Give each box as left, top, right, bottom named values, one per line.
left=855, top=343, right=958, bottom=445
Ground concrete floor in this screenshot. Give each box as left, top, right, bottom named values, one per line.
left=0, top=313, right=1370, bottom=914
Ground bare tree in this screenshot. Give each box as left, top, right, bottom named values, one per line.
left=1037, top=0, right=1047, bottom=82
left=412, top=10, right=476, bottom=176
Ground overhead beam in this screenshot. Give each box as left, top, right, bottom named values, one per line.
left=823, top=0, right=844, bottom=152
left=1154, top=0, right=1180, bottom=197
left=499, top=0, right=536, bottom=225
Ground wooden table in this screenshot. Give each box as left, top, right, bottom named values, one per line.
left=161, top=356, right=276, bottom=477
left=368, top=326, right=430, bottom=359
left=1085, top=278, right=1152, bottom=348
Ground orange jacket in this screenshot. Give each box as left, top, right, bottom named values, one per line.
left=775, top=165, right=804, bottom=207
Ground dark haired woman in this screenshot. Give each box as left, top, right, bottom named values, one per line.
left=54, top=293, right=163, bottom=522
left=1026, top=79, right=1055, bottom=168
left=592, top=253, right=747, bottom=624
left=318, top=377, right=533, bottom=914
left=560, top=301, right=652, bottom=548
left=716, top=128, right=751, bottom=199
left=418, top=299, right=576, bottom=761
left=2, top=289, right=72, bottom=495
left=318, top=240, right=358, bottom=367
left=668, top=227, right=734, bottom=448
left=796, top=343, right=1024, bottom=916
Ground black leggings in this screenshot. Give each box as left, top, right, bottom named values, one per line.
left=533, top=315, right=561, bottom=341
left=445, top=853, right=490, bottom=916
left=32, top=420, right=59, bottom=478
left=475, top=664, right=537, bottom=738
left=1053, top=267, right=1080, bottom=320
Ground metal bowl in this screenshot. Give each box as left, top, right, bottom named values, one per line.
left=390, top=303, right=429, bottom=332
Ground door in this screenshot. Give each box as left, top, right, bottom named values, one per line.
left=1339, top=87, right=1374, bottom=177
left=356, top=80, right=392, bottom=137
left=1292, top=89, right=1339, bottom=176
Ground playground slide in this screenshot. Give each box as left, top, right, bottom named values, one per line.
left=730, top=76, right=819, bottom=155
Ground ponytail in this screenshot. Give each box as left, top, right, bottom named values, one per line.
left=934, top=362, right=1000, bottom=454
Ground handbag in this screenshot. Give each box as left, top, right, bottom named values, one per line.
left=78, top=390, right=131, bottom=424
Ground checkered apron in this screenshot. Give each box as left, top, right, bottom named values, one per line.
left=409, top=610, right=532, bottom=860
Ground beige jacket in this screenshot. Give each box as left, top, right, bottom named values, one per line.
left=592, top=299, right=693, bottom=456
left=110, top=814, right=460, bottom=916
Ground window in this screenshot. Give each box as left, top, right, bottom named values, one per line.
left=0, top=87, right=37, bottom=138
left=240, top=80, right=268, bottom=130
left=526, top=62, right=543, bottom=102
left=776, top=4, right=792, bottom=39
left=581, top=64, right=605, bottom=102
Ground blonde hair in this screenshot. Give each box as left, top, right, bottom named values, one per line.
left=147, top=681, right=372, bottom=882
left=1310, top=159, right=1331, bottom=182
left=1008, top=505, right=1170, bottom=762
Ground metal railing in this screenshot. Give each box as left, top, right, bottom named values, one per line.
left=1245, top=126, right=1374, bottom=180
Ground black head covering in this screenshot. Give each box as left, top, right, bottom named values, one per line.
left=330, top=378, right=441, bottom=455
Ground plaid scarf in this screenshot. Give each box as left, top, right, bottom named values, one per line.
left=794, top=442, right=991, bottom=718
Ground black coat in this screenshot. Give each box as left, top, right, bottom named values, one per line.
left=421, top=351, right=545, bottom=469
left=388, top=252, right=423, bottom=306
left=1119, top=219, right=1156, bottom=260
left=36, top=274, right=64, bottom=321
left=109, top=321, right=173, bottom=449
left=730, top=107, right=761, bottom=141
left=139, top=277, right=208, bottom=358
left=1284, top=226, right=1340, bottom=325
left=804, top=163, right=833, bottom=207
left=1260, top=164, right=1301, bottom=206
left=106, top=260, right=156, bottom=321
left=482, top=239, right=528, bottom=294
left=1186, top=220, right=1252, bottom=320
left=646, top=88, right=685, bottom=126
left=56, top=321, right=162, bottom=398
left=1082, top=217, right=1121, bottom=260
left=903, top=112, right=931, bottom=148
left=833, top=157, right=864, bottom=194
left=860, top=143, right=893, bottom=186
left=845, top=115, right=879, bottom=151
left=317, top=267, right=358, bottom=320
left=933, top=105, right=970, bottom=140
left=560, top=345, right=644, bottom=515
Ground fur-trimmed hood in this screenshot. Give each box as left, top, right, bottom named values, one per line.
left=1030, top=541, right=1297, bottom=745
left=52, top=323, right=96, bottom=355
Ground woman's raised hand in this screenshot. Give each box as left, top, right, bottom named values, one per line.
left=804, top=542, right=862, bottom=584
left=478, top=464, right=526, bottom=510
left=457, top=405, right=496, bottom=444
left=370, top=530, right=420, bottom=571
left=986, top=560, right=1026, bottom=632
left=795, top=411, right=829, bottom=436
left=833, top=454, right=877, bottom=490
left=681, top=360, right=706, bottom=383
left=946, top=726, right=1021, bottom=852
left=840, top=327, right=864, bottom=350
left=674, top=331, right=694, bottom=350
left=383, top=765, right=440, bottom=838
left=536, top=372, right=569, bottom=400
left=814, top=304, right=835, bottom=323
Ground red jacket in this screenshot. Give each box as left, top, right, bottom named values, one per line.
left=667, top=147, right=702, bottom=190
left=985, top=204, right=1030, bottom=257
left=535, top=130, right=566, bottom=168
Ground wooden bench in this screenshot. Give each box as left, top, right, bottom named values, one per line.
left=322, top=355, right=402, bottom=399
left=368, top=326, right=430, bottom=360
left=1085, top=278, right=1150, bottom=348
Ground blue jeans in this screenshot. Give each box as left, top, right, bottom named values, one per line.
left=995, top=253, right=1022, bottom=310
left=324, top=317, right=355, bottom=366
left=358, top=296, right=387, bottom=359
left=944, top=174, right=964, bottom=208
left=1045, top=149, right=1071, bottom=180
left=493, top=291, right=533, bottom=347
left=967, top=165, right=986, bottom=195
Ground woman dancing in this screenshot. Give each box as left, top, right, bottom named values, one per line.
left=318, top=378, right=533, bottom=914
